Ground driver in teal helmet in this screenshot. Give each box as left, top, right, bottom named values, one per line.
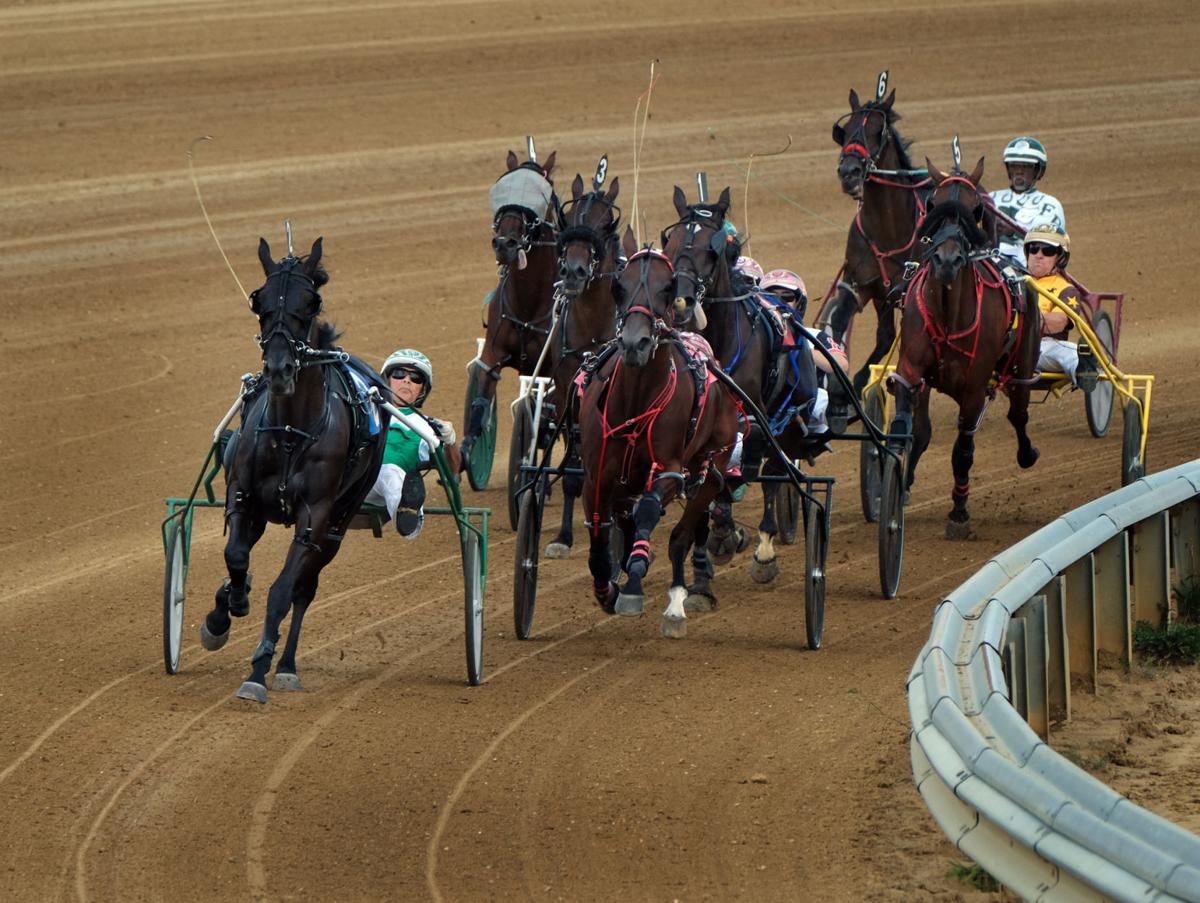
left=364, top=349, right=459, bottom=539
left=989, top=136, right=1067, bottom=265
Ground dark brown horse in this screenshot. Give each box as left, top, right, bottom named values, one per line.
left=663, top=185, right=821, bottom=585
left=889, top=156, right=1040, bottom=538
left=580, top=233, right=741, bottom=638
left=541, top=164, right=621, bottom=558
left=821, top=83, right=931, bottom=399
left=459, top=149, right=559, bottom=475
left=203, top=237, right=389, bottom=703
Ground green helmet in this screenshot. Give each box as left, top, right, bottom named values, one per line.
left=1003, top=136, right=1047, bottom=178
left=382, top=348, right=433, bottom=406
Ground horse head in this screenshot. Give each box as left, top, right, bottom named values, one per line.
left=919, top=156, right=988, bottom=283
left=491, top=149, right=557, bottom=267
left=662, top=185, right=738, bottom=326
left=832, top=87, right=897, bottom=199
left=614, top=227, right=676, bottom=368
left=556, top=168, right=621, bottom=296
left=250, top=236, right=327, bottom=396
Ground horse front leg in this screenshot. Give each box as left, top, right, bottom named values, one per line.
left=459, top=351, right=502, bottom=469
left=202, top=501, right=265, bottom=652
left=853, top=297, right=896, bottom=395
left=751, top=479, right=781, bottom=584
left=1007, top=383, right=1040, bottom=470
left=684, top=504, right=716, bottom=612
left=615, top=484, right=671, bottom=617
left=662, top=478, right=723, bottom=639
left=584, top=493, right=618, bottom=614
left=238, top=511, right=331, bottom=704
left=546, top=437, right=582, bottom=559
left=947, top=396, right=986, bottom=540
left=273, top=539, right=339, bottom=691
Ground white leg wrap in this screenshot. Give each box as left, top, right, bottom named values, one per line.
left=755, top=530, right=776, bottom=562
left=665, top=585, right=688, bottom=621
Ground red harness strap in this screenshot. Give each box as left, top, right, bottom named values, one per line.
left=852, top=176, right=931, bottom=289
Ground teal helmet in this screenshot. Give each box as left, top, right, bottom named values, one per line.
left=382, top=348, right=433, bottom=407
left=1003, top=136, right=1048, bottom=179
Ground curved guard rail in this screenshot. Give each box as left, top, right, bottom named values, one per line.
left=909, top=461, right=1200, bottom=902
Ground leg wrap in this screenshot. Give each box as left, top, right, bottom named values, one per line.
left=251, top=637, right=276, bottom=664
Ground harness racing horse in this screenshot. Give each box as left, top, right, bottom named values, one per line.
left=579, top=233, right=741, bottom=638
left=663, top=185, right=820, bottom=586
left=459, top=149, right=560, bottom=477
left=889, top=156, right=1040, bottom=538
left=542, top=164, right=622, bottom=559
left=821, top=83, right=931, bottom=399
left=203, top=237, right=389, bottom=703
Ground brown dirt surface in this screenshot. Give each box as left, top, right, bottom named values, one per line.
left=2, top=1, right=1198, bottom=900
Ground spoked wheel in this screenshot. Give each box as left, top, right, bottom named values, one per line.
left=803, top=500, right=827, bottom=651
left=462, top=529, right=484, bottom=686
left=507, top=398, right=534, bottom=530
left=878, top=452, right=906, bottom=599
left=463, top=367, right=497, bottom=491
left=778, top=483, right=800, bottom=545
left=1084, top=310, right=1115, bottom=438
left=859, top=386, right=886, bottom=522
left=1121, top=399, right=1146, bottom=486
left=513, top=487, right=543, bottom=640
left=162, top=521, right=187, bottom=674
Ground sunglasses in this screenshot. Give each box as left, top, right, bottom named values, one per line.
left=389, top=368, right=426, bottom=385
left=1026, top=243, right=1061, bottom=257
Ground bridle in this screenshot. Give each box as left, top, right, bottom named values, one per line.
left=835, top=106, right=892, bottom=173
left=662, top=206, right=731, bottom=309
left=917, top=174, right=988, bottom=261
left=556, top=192, right=621, bottom=293
left=615, top=248, right=675, bottom=342
left=250, top=258, right=345, bottom=371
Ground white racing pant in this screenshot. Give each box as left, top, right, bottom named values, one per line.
left=809, top=387, right=829, bottom=433
left=1038, top=338, right=1079, bottom=385
left=364, top=463, right=410, bottom=520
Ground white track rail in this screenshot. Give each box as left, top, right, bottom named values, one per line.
left=909, top=461, right=1200, bottom=902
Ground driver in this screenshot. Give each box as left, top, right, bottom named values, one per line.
left=365, top=349, right=458, bottom=539
left=989, top=136, right=1066, bottom=264
left=1024, top=225, right=1095, bottom=387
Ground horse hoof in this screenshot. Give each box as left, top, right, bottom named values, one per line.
left=273, top=672, right=302, bottom=692
left=1019, top=446, right=1040, bottom=469
left=733, top=527, right=750, bottom=554
left=945, top=519, right=972, bottom=540
left=199, top=622, right=229, bottom=651
left=615, top=593, right=645, bottom=617
left=236, top=681, right=268, bottom=704
left=750, top=555, right=779, bottom=584
left=684, top=589, right=717, bottom=613
left=596, top=582, right=619, bottom=615
left=544, top=542, right=571, bottom=560
left=660, top=614, right=687, bottom=639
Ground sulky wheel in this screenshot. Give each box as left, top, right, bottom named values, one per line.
left=463, top=529, right=485, bottom=686
left=513, top=488, right=543, bottom=640
left=1084, top=310, right=1115, bottom=438
left=1121, top=399, right=1146, bottom=486
left=162, top=521, right=187, bottom=674
left=804, top=501, right=827, bottom=651
left=507, top=398, right=534, bottom=530
left=463, top=368, right=497, bottom=491
left=859, top=386, right=886, bottom=522
left=878, top=453, right=906, bottom=600
left=778, top=483, right=800, bottom=545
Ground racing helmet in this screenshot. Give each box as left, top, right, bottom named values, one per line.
left=761, top=268, right=809, bottom=317
left=1003, top=136, right=1048, bottom=179
left=382, top=348, right=433, bottom=407
left=1023, top=223, right=1070, bottom=268
left=734, top=255, right=764, bottom=285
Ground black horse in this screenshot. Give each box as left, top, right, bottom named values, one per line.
left=201, top=236, right=389, bottom=704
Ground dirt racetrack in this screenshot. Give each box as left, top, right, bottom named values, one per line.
left=3, top=1, right=1198, bottom=900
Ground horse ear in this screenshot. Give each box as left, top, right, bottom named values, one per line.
left=673, top=186, right=688, bottom=218
left=925, top=157, right=946, bottom=184
left=506, top=151, right=518, bottom=172
left=832, top=122, right=845, bottom=145
left=571, top=174, right=584, bottom=199
left=606, top=176, right=620, bottom=201
left=305, top=237, right=323, bottom=275
left=717, top=187, right=732, bottom=213
left=621, top=225, right=638, bottom=259
left=880, top=89, right=896, bottom=112
left=969, top=156, right=985, bottom=185
left=258, top=237, right=275, bottom=275
left=849, top=88, right=861, bottom=111
left=543, top=151, right=556, bottom=179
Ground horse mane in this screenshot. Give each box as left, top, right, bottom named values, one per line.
left=865, top=100, right=916, bottom=171
left=313, top=320, right=342, bottom=350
